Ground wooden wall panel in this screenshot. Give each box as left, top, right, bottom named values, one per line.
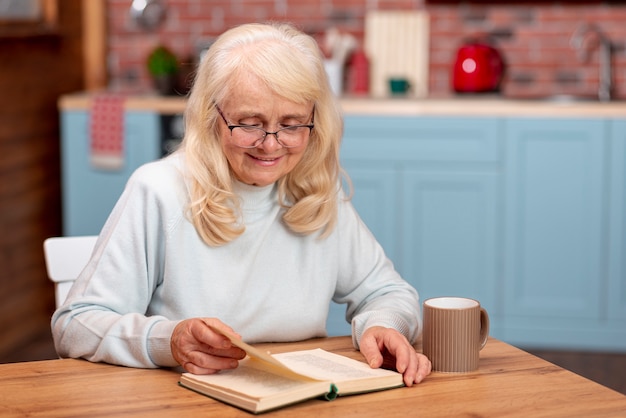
left=0, top=0, right=84, bottom=360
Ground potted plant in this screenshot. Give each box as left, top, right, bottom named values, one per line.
left=147, top=45, right=179, bottom=95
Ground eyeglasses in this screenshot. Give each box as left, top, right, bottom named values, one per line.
left=215, top=104, right=314, bottom=149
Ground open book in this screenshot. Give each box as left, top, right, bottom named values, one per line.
left=178, top=327, right=404, bottom=414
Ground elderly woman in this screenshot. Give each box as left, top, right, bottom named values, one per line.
left=51, top=23, right=431, bottom=386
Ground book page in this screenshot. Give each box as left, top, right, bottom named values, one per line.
left=184, top=358, right=324, bottom=398
left=274, top=348, right=400, bottom=383
left=207, top=325, right=326, bottom=382
left=208, top=325, right=285, bottom=368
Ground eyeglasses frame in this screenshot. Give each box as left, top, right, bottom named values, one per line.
left=214, top=103, right=314, bottom=149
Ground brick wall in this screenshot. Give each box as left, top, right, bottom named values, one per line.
left=107, top=0, right=626, bottom=100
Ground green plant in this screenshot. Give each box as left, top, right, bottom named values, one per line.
left=147, top=46, right=179, bottom=77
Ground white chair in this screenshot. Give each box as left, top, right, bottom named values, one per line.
left=43, top=236, right=98, bottom=308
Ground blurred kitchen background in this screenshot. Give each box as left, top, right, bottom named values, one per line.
left=102, top=0, right=626, bottom=99
left=0, top=0, right=624, bottom=394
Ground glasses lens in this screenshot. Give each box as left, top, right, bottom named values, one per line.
left=276, top=126, right=309, bottom=147
left=231, top=126, right=265, bottom=147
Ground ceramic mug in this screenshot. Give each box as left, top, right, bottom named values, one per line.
left=422, top=297, right=489, bottom=373
left=388, top=77, right=410, bottom=95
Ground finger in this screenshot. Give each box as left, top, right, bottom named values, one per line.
left=205, top=346, right=247, bottom=360
left=196, top=319, right=241, bottom=349
left=359, top=334, right=384, bottom=369
left=414, top=353, right=432, bottom=384
left=403, top=352, right=433, bottom=386
left=182, top=353, right=240, bottom=375
left=182, top=345, right=246, bottom=374
left=183, top=363, right=218, bottom=375
left=185, top=337, right=246, bottom=370
left=393, top=342, right=412, bottom=374
left=399, top=351, right=418, bottom=387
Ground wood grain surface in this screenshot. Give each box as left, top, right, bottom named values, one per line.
left=2, top=337, right=625, bottom=417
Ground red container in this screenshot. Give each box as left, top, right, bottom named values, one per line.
left=452, top=42, right=504, bottom=93
left=347, top=49, right=370, bottom=95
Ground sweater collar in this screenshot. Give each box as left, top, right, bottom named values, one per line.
left=233, top=180, right=277, bottom=211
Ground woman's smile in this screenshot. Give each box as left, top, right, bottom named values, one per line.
left=248, top=153, right=283, bottom=164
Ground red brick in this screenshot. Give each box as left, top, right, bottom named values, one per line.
left=105, top=0, right=626, bottom=99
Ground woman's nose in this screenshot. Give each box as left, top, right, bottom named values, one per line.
left=258, top=132, right=282, bottom=152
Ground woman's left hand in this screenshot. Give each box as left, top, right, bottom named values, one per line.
left=359, top=326, right=432, bottom=387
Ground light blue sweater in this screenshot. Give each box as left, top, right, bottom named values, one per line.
left=51, top=154, right=421, bottom=368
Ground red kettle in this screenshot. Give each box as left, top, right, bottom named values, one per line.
left=452, top=40, right=504, bottom=93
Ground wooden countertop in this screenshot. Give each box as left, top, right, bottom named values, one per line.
left=2, top=336, right=626, bottom=417
left=59, top=93, right=188, bottom=114
left=58, top=93, right=626, bottom=118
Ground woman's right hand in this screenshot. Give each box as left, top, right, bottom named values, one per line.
left=170, top=318, right=247, bottom=374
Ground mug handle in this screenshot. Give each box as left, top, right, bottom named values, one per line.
left=479, top=307, right=490, bottom=350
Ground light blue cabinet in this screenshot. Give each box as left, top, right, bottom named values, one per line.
left=609, top=120, right=626, bottom=323
left=500, top=118, right=617, bottom=349
left=60, top=110, right=160, bottom=235
left=327, top=116, right=501, bottom=336
left=399, top=170, right=499, bottom=319
left=329, top=114, right=626, bottom=352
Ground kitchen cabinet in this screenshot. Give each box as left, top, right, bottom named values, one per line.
left=500, top=118, right=621, bottom=350
left=327, top=116, right=501, bottom=336
left=609, top=120, right=626, bottom=323
left=330, top=114, right=626, bottom=352
left=60, top=110, right=160, bottom=235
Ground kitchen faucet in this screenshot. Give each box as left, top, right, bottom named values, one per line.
left=570, top=23, right=614, bottom=101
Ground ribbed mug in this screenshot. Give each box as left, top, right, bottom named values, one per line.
left=422, top=297, right=489, bottom=373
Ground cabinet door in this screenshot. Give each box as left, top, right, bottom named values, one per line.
left=341, top=115, right=500, bottom=268
left=326, top=164, right=397, bottom=336
left=61, top=111, right=160, bottom=236
left=328, top=115, right=500, bottom=336
left=341, top=164, right=398, bottom=256
left=608, top=120, right=626, bottom=321
left=503, top=118, right=606, bottom=342
left=341, top=116, right=499, bottom=164
left=401, top=171, right=498, bottom=316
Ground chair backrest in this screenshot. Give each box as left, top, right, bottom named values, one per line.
left=43, top=236, right=98, bottom=308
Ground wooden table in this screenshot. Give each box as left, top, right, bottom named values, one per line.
left=1, top=337, right=625, bottom=417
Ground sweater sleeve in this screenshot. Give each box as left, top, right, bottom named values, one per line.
left=50, top=161, right=183, bottom=368
left=333, top=198, right=422, bottom=349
